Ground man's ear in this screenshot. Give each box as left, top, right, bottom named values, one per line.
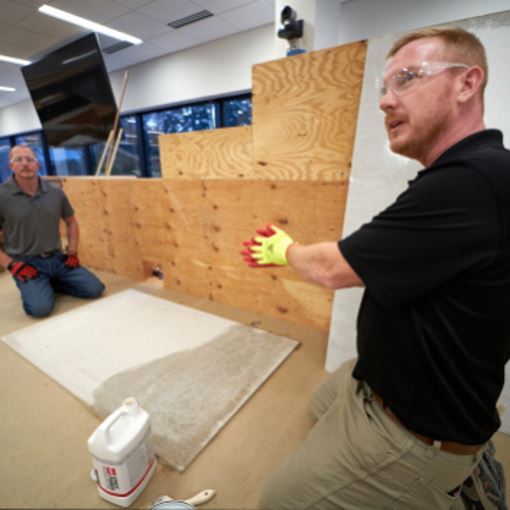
left=457, top=66, right=484, bottom=103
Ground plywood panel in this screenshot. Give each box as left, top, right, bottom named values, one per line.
left=61, top=179, right=114, bottom=273
left=61, top=179, right=346, bottom=331
left=128, top=179, right=176, bottom=278
left=159, top=126, right=253, bottom=179
left=252, top=41, right=366, bottom=181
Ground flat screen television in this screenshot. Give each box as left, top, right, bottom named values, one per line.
left=22, top=33, right=117, bottom=147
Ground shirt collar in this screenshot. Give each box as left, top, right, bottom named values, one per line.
left=6, top=175, right=46, bottom=195
left=415, top=129, right=505, bottom=180
left=431, top=129, right=504, bottom=168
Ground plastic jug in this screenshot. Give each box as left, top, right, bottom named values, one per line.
left=88, top=397, right=157, bottom=507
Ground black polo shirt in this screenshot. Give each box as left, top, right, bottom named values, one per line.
left=339, top=129, right=510, bottom=444
left=0, top=176, right=74, bottom=257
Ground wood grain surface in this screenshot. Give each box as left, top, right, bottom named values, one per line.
left=159, top=126, right=253, bottom=179
left=62, top=178, right=346, bottom=331
left=252, top=41, right=366, bottom=180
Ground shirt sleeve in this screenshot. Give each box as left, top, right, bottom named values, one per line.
left=339, top=165, right=499, bottom=309
left=60, top=189, right=75, bottom=219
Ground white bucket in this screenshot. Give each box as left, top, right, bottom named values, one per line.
left=88, top=398, right=157, bottom=507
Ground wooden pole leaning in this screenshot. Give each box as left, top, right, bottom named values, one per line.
left=95, top=70, right=129, bottom=176
left=105, top=127, right=124, bottom=177
left=94, top=130, right=114, bottom=176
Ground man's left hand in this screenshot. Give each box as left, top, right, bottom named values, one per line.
left=241, top=225, right=294, bottom=267
left=64, top=253, right=80, bottom=268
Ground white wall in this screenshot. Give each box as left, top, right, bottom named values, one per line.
left=335, top=0, right=510, bottom=44
left=109, top=23, right=275, bottom=114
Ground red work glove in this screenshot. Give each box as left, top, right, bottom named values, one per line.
left=7, top=261, right=39, bottom=282
left=64, top=253, right=80, bottom=268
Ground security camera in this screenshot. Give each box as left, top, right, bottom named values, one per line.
left=277, top=5, right=303, bottom=40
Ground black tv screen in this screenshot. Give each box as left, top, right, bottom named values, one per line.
left=22, top=33, right=117, bottom=147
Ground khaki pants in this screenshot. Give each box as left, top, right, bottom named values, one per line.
left=260, top=358, right=485, bottom=510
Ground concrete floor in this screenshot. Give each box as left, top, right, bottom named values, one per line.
left=0, top=270, right=329, bottom=508
left=0, top=270, right=509, bottom=508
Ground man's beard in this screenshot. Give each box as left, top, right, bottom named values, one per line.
left=390, top=107, right=452, bottom=163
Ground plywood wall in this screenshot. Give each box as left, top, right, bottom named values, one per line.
left=62, top=40, right=367, bottom=333
left=159, top=126, right=253, bottom=179
left=251, top=42, right=366, bottom=181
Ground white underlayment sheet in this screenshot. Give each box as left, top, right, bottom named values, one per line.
left=1, top=289, right=298, bottom=471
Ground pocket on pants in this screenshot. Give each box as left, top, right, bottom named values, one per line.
left=384, top=477, right=460, bottom=510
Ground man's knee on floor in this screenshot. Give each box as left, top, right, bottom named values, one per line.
left=24, top=302, right=53, bottom=318
left=81, top=280, right=105, bottom=299
left=89, top=281, right=105, bottom=298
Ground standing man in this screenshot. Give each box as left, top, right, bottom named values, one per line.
left=0, top=145, right=104, bottom=317
left=242, top=27, right=510, bottom=509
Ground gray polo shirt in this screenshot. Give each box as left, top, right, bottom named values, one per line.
left=0, top=176, right=74, bottom=257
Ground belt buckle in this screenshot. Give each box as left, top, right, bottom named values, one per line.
left=40, top=250, right=55, bottom=258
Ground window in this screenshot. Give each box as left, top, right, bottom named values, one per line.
left=14, top=132, right=48, bottom=176
left=90, top=116, right=142, bottom=177
left=143, top=103, right=217, bottom=177
left=0, top=137, right=11, bottom=183
left=49, top=147, right=89, bottom=176
left=222, top=97, right=252, bottom=127
left=6, top=93, right=251, bottom=178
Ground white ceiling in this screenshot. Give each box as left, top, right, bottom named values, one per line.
left=0, top=0, right=276, bottom=109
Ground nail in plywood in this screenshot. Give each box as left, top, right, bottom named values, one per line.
left=252, top=41, right=366, bottom=181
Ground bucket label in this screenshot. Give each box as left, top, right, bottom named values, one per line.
left=92, top=438, right=155, bottom=496
left=104, top=466, right=120, bottom=491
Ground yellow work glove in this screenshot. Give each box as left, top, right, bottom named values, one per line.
left=241, top=225, right=294, bottom=267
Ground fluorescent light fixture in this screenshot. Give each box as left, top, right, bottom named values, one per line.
left=38, top=4, right=143, bottom=45
left=0, top=86, right=16, bottom=92
left=0, top=54, right=31, bottom=65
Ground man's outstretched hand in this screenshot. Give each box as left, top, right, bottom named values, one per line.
left=7, top=261, right=39, bottom=282
left=241, top=225, right=294, bottom=267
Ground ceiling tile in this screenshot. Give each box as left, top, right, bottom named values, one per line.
left=138, top=0, right=200, bottom=24
left=190, top=0, right=257, bottom=15
left=113, top=0, right=152, bottom=8
left=178, top=15, right=238, bottom=42
left=49, top=0, right=131, bottom=23
left=103, top=42, right=170, bottom=71
left=0, top=0, right=34, bottom=25
left=0, top=27, right=57, bottom=53
left=17, top=11, right=82, bottom=40
left=0, top=40, right=33, bottom=60
left=219, top=0, right=273, bottom=30
left=8, top=0, right=46, bottom=8
left=0, top=61, right=17, bottom=74
left=109, top=11, right=169, bottom=40
left=149, top=28, right=200, bottom=52
left=2, top=67, right=26, bottom=88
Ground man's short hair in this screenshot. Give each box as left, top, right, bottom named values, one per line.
left=387, top=27, right=488, bottom=93
left=9, top=144, right=38, bottom=162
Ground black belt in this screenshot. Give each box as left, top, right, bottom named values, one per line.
left=36, top=250, right=59, bottom=258
left=371, top=392, right=483, bottom=455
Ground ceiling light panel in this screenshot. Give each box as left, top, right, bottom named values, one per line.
left=38, top=4, right=143, bottom=45
left=0, top=54, right=31, bottom=65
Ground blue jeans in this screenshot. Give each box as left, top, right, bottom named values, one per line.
left=14, top=251, right=105, bottom=318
